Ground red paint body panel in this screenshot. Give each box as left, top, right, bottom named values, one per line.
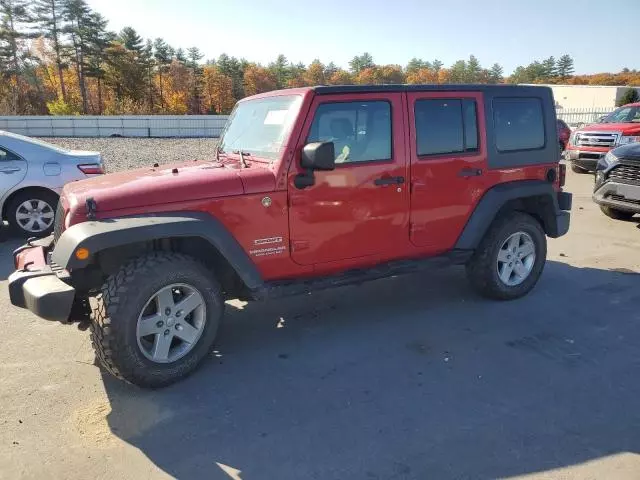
left=407, top=91, right=488, bottom=250
left=287, top=92, right=410, bottom=266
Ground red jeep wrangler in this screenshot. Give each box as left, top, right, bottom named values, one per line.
left=8, top=85, right=572, bottom=388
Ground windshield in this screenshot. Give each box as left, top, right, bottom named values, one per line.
left=218, top=95, right=303, bottom=161
left=601, top=106, right=640, bottom=123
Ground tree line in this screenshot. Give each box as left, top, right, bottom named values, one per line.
left=0, top=0, right=639, bottom=116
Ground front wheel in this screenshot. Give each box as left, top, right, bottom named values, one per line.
left=466, top=212, right=547, bottom=300
left=90, top=252, right=224, bottom=388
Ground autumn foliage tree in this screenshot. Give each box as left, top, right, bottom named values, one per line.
left=0, top=0, right=638, bottom=116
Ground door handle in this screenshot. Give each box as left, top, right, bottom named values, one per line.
left=0, top=168, right=20, bottom=174
left=457, top=168, right=483, bottom=177
left=374, top=176, right=405, bottom=186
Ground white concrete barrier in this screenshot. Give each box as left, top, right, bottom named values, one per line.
left=0, top=115, right=230, bottom=138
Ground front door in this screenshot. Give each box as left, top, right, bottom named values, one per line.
left=0, top=146, right=27, bottom=197
left=288, top=93, right=409, bottom=266
left=407, top=91, right=488, bottom=250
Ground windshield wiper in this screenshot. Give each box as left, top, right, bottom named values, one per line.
left=232, top=149, right=250, bottom=168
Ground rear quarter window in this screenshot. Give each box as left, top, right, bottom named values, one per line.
left=493, top=97, right=545, bottom=152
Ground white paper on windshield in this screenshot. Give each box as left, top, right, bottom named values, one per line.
left=264, top=110, right=288, bottom=125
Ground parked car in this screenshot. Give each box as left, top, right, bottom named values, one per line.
left=593, top=142, right=640, bottom=220
left=557, top=119, right=571, bottom=151
left=9, top=85, right=572, bottom=388
left=0, top=131, right=104, bottom=236
left=565, top=102, right=640, bottom=173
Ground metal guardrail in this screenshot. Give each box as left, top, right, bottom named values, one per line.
left=555, top=107, right=615, bottom=129
left=0, top=108, right=621, bottom=138
left=0, top=115, right=230, bottom=138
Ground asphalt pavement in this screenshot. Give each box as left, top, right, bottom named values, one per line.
left=1, top=168, right=639, bottom=480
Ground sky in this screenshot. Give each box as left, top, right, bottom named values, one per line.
left=86, top=0, right=638, bottom=75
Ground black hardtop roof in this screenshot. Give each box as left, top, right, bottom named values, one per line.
left=313, top=84, right=552, bottom=95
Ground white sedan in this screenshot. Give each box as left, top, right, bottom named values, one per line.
left=0, top=131, right=104, bottom=237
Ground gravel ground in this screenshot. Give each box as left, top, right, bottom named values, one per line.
left=41, top=137, right=219, bottom=172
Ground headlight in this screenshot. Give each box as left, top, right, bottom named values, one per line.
left=603, top=151, right=618, bottom=166
left=618, top=135, right=640, bottom=145
left=569, top=132, right=578, bottom=145
left=597, top=151, right=618, bottom=171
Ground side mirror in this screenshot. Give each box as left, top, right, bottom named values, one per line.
left=301, top=142, right=335, bottom=171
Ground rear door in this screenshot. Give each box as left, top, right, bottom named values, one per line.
left=0, top=146, right=27, bottom=197
left=288, top=92, right=409, bottom=265
left=407, top=91, right=487, bottom=249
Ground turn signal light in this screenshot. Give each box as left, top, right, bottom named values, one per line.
left=75, top=248, right=90, bottom=260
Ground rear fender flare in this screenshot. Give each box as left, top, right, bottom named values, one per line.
left=51, top=212, right=263, bottom=290
left=455, top=180, right=563, bottom=250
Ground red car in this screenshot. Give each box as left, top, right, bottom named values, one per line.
left=557, top=119, right=571, bottom=151
left=9, top=85, right=572, bottom=388
left=566, top=102, right=640, bottom=172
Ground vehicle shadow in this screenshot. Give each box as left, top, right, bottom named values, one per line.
left=0, top=226, right=24, bottom=281
left=100, top=260, right=640, bottom=479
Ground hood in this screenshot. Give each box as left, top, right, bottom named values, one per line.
left=580, top=123, right=640, bottom=134
left=63, top=160, right=244, bottom=215
left=613, top=142, right=640, bottom=160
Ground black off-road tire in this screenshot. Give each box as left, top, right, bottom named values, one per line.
left=600, top=205, right=635, bottom=221
left=90, top=252, right=224, bottom=388
left=571, top=163, right=588, bottom=174
left=466, top=212, right=547, bottom=300
left=6, top=189, right=58, bottom=237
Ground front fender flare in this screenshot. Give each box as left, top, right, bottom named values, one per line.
left=51, top=212, right=263, bottom=290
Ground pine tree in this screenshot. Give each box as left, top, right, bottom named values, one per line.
left=432, top=59, right=443, bottom=73
left=0, top=0, right=32, bottom=113
left=153, top=37, right=170, bottom=109
left=174, top=47, right=186, bottom=63
left=466, top=55, right=481, bottom=82
left=542, top=56, right=557, bottom=80
left=488, top=63, right=503, bottom=83
left=556, top=54, right=574, bottom=80
left=349, top=52, right=374, bottom=74
left=82, top=11, right=110, bottom=113
left=32, top=0, right=69, bottom=101
left=268, top=54, right=289, bottom=88
left=118, top=26, right=143, bottom=53
left=616, top=88, right=639, bottom=107
left=323, top=61, right=338, bottom=82
left=186, top=46, right=203, bottom=113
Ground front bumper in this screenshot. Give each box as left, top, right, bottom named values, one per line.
left=8, top=235, right=76, bottom=323
left=593, top=181, right=640, bottom=213
left=566, top=148, right=608, bottom=171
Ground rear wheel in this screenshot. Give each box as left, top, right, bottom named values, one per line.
left=600, top=205, right=635, bottom=221
left=466, top=212, right=547, bottom=300
left=90, top=252, right=224, bottom=388
left=7, top=190, right=58, bottom=237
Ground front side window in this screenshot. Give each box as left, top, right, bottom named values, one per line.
left=493, top=97, right=545, bottom=152
left=415, top=99, right=478, bottom=156
left=307, top=101, right=391, bottom=164
left=218, top=95, right=302, bottom=161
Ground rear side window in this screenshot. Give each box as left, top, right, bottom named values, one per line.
left=0, top=147, right=21, bottom=161
left=415, top=99, right=478, bottom=156
left=493, top=97, right=545, bottom=152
